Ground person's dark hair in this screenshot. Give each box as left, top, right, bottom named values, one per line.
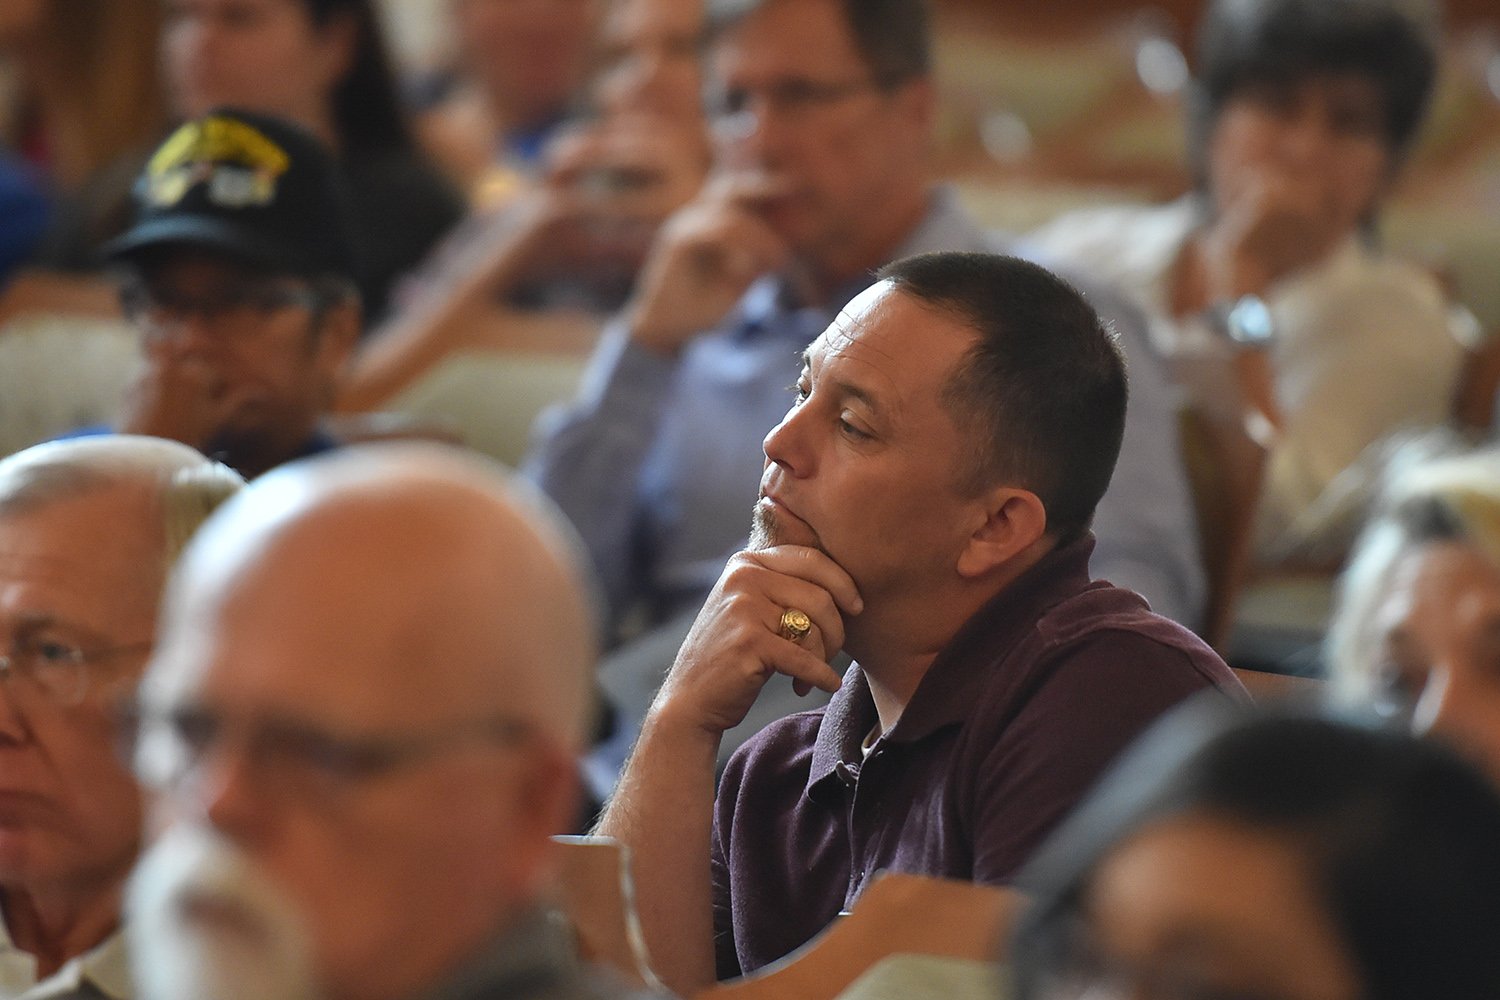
left=1012, top=700, right=1500, bottom=1000
left=298, top=0, right=416, bottom=155
left=706, top=0, right=931, bottom=86
left=874, top=252, right=1125, bottom=546
left=1188, top=0, right=1439, bottom=185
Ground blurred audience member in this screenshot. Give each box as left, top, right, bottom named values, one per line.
left=162, top=0, right=464, bottom=322
left=339, top=0, right=710, bottom=410
left=419, top=0, right=599, bottom=200
left=1012, top=701, right=1500, bottom=1000
left=0, top=0, right=166, bottom=303
left=125, top=445, right=655, bottom=1000
left=1025, top=0, right=1462, bottom=566
left=526, top=0, right=1206, bottom=784
left=0, top=436, right=239, bottom=999
left=69, top=110, right=361, bottom=480
left=1327, top=441, right=1500, bottom=786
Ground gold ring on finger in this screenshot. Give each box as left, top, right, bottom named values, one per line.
left=779, top=608, right=813, bottom=642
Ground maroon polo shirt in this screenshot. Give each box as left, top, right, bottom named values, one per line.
left=708, top=536, right=1246, bottom=979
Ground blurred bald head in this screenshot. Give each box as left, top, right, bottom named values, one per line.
left=136, top=444, right=600, bottom=1000
left=162, top=443, right=598, bottom=746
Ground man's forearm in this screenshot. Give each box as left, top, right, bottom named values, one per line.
left=595, top=708, right=721, bottom=996
left=521, top=326, right=679, bottom=618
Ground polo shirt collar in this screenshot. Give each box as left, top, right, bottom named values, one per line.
left=805, top=535, right=1098, bottom=801
left=0, top=902, right=132, bottom=1000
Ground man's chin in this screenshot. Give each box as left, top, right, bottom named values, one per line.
left=749, top=500, right=823, bottom=554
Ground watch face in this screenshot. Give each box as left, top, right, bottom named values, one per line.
left=1227, top=295, right=1275, bottom=347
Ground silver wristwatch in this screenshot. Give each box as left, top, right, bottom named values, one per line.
left=1205, top=294, right=1276, bottom=349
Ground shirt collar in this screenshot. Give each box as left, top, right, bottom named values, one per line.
left=0, top=904, right=132, bottom=1000
left=805, top=535, right=1099, bottom=801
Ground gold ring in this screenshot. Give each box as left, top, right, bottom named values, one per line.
left=779, top=608, right=813, bottom=642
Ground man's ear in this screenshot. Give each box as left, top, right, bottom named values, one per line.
left=956, top=487, right=1048, bottom=579
left=503, top=742, right=580, bottom=899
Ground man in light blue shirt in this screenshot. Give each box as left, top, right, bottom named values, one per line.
left=524, top=0, right=1203, bottom=782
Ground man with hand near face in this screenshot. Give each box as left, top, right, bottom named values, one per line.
left=526, top=0, right=1208, bottom=786
left=596, top=252, right=1247, bottom=995
left=0, top=436, right=240, bottom=999
left=76, top=108, right=363, bottom=480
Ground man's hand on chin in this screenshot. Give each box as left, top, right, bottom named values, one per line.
left=651, top=544, right=862, bottom=739
left=118, top=346, right=248, bottom=453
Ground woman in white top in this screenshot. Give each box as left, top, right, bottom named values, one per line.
left=1026, top=0, right=1462, bottom=563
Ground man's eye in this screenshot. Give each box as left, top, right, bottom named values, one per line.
left=29, top=638, right=81, bottom=665
left=266, top=723, right=391, bottom=784
left=791, top=381, right=810, bottom=403
left=839, top=417, right=871, bottom=441
left=713, top=88, right=750, bottom=116
left=169, top=708, right=222, bottom=755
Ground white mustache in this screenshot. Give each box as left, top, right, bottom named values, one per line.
left=126, top=824, right=323, bottom=1000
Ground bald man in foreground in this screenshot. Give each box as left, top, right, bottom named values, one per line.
left=124, top=446, right=660, bottom=1000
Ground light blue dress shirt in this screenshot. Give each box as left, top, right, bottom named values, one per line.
left=524, top=187, right=1205, bottom=637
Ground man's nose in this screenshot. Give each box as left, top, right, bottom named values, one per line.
left=1275, top=106, right=1337, bottom=164
left=0, top=672, right=30, bottom=744
left=186, top=742, right=272, bottom=843
left=763, top=401, right=812, bottom=475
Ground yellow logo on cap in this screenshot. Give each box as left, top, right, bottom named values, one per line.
left=145, top=116, right=292, bottom=209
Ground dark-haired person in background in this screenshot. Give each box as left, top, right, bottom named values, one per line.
left=595, top=252, right=1246, bottom=995
left=161, top=0, right=464, bottom=323
left=1011, top=700, right=1500, bottom=1000
left=1026, top=0, right=1463, bottom=566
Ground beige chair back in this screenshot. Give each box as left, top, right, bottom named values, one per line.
left=549, top=835, right=661, bottom=989
left=695, top=873, right=1022, bottom=1000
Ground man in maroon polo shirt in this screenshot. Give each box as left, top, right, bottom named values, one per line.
left=595, top=251, right=1247, bottom=994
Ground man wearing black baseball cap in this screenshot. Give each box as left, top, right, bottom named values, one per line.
left=95, top=108, right=362, bottom=479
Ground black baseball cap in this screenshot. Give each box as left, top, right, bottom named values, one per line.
left=105, top=108, right=357, bottom=281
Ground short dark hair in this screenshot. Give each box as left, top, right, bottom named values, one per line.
left=1012, top=702, right=1500, bottom=1000
left=875, top=252, right=1126, bottom=545
left=706, top=0, right=931, bottom=85
left=1188, top=0, right=1439, bottom=182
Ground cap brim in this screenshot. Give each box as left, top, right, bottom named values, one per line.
left=102, top=216, right=319, bottom=277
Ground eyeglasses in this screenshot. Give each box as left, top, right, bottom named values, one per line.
left=0, top=634, right=154, bottom=707
left=704, top=76, right=893, bottom=136
left=127, top=703, right=537, bottom=803
left=119, top=279, right=324, bottom=339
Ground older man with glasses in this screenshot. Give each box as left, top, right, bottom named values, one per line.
left=124, top=444, right=659, bottom=1000
left=0, top=436, right=241, bottom=1000
left=62, top=107, right=363, bottom=480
